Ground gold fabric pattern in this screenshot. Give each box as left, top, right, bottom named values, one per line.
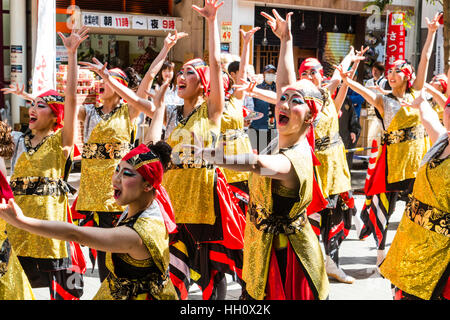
left=242, top=141, right=329, bottom=300
left=220, top=97, right=252, bottom=184
left=383, top=98, right=430, bottom=184
left=163, top=101, right=220, bottom=225
left=77, top=104, right=133, bottom=212
left=380, top=155, right=450, bottom=300
left=313, top=89, right=351, bottom=198
left=82, top=142, right=132, bottom=160
left=7, top=130, right=71, bottom=259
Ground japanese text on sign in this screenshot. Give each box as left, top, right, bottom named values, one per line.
left=385, top=12, right=406, bottom=73
left=80, top=12, right=176, bottom=31
left=221, top=21, right=232, bottom=43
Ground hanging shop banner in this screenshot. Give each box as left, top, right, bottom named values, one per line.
left=435, top=27, right=444, bottom=75
left=81, top=11, right=177, bottom=32
left=385, top=12, right=406, bottom=74
left=32, top=0, right=56, bottom=94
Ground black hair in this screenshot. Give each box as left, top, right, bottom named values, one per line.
left=148, top=140, right=172, bottom=172
left=124, top=67, right=142, bottom=91
left=372, top=62, right=385, bottom=73
left=156, top=60, right=176, bottom=90
left=227, top=61, right=240, bottom=75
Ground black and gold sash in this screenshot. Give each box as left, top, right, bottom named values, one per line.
left=381, top=125, right=427, bottom=146
left=405, top=195, right=449, bottom=237
left=10, top=177, right=76, bottom=196
left=314, top=132, right=343, bottom=152
left=82, top=142, right=132, bottom=160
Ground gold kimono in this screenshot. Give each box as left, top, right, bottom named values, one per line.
left=380, top=141, right=449, bottom=300
left=0, top=220, right=35, bottom=300
left=242, top=140, right=329, bottom=300
left=313, top=89, right=351, bottom=198
left=94, top=201, right=178, bottom=300
left=220, top=96, right=252, bottom=184
left=7, top=130, right=72, bottom=259
left=162, top=101, right=220, bottom=225
left=76, top=104, right=134, bottom=213
left=381, top=93, right=430, bottom=185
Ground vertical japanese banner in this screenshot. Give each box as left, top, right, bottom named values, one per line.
left=385, top=12, right=406, bottom=74
left=32, top=0, right=56, bottom=94
left=435, top=27, right=444, bottom=75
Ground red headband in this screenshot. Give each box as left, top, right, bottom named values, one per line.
left=184, top=58, right=210, bottom=95
left=299, top=58, right=324, bottom=78
left=122, top=144, right=177, bottom=234
left=432, top=74, right=448, bottom=94
left=392, top=60, right=415, bottom=89
left=38, top=89, right=65, bottom=131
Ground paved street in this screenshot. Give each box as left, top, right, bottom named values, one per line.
left=30, top=159, right=401, bottom=300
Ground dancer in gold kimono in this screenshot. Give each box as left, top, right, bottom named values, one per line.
left=0, top=27, right=89, bottom=299
left=379, top=91, right=449, bottom=300
left=336, top=12, right=442, bottom=268
left=0, top=121, right=34, bottom=300
left=188, top=10, right=329, bottom=300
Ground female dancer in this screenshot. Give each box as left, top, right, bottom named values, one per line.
left=0, top=121, right=34, bottom=300
left=424, top=73, right=447, bottom=122
left=1, top=27, right=88, bottom=299
left=188, top=10, right=329, bottom=300
left=73, top=32, right=187, bottom=283
left=0, top=137, right=179, bottom=300
left=293, top=39, right=365, bottom=283
left=337, top=12, right=442, bottom=267
left=379, top=91, right=449, bottom=300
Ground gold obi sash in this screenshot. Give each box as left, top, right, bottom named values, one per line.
left=219, top=97, right=252, bottom=184
left=94, top=201, right=178, bottom=300
left=381, top=96, right=430, bottom=184
left=76, top=104, right=134, bottom=213
left=162, top=101, right=220, bottom=225
left=380, top=155, right=449, bottom=300
left=313, top=90, right=351, bottom=198
left=242, top=141, right=329, bottom=300
left=6, top=130, right=71, bottom=259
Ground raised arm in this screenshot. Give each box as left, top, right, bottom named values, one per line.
left=193, top=0, right=225, bottom=124
left=408, top=90, right=446, bottom=144
left=424, top=82, right=447, bottom=109
left=58, top=26, right=89, bottom=153
left=1, top=83, right=35, bottom=102
left=412, top=12, right=443, bottom=91
left=234, top=27, right=260, bottom=100
left=0, top=198, right=150, bottom=259
left=261, top=10, right=295, bottom=98
left=327, top=46, right=362, bottom=94
left=79, top=58, right=156, bottom=121
left=143, top=81, right=170, bottom=145
left=233, top=80, right=277, bottom=104
left=335, top=64, right=384, bottom=115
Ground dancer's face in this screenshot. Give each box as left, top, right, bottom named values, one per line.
left=386, top=67, right=408, bottom=89
left=275, top=88, right=313, bottom=136
left=299, top=69, right=322, bottom=87
left=112, top=161, right=151, bottom=206
left=28, top=98, right=57, bottom=131
left=98, top=79, right=117, bottom=100
left=176, top=65, right=203, bottom=99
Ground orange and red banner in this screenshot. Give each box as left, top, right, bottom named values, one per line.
left=385, top=12, right=406, bottom=74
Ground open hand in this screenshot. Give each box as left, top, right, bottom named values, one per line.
left=164, top=30, right=189, bottom=50
left=0, top=198, right=24, bottom=227
left=240, top=27, right=260, bottom=44
left=334, top=64, right=352, bottom=84
left=1, top=83, right=26, bottom=97
left=192, top=0, right=224, bottom=22
left=58, top=25, right=89, bottom=53
left=146, top=80, right=170, bottom=110
left=261, top=9, right=293, bottom=40
left=426, top=12, right=443, bottom=33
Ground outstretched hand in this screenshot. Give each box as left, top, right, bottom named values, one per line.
left=334, top=64, right=352, bottom=84
left=164, top=30, right=189, bottom=50
left=404, top=89, right=429, bottom=110
left=192, top=0, right=224, bottom=22
left=79, top=57, right=109, bottom=79
left=58, top=26, right=89, bottom=53
left=146, top=80, right=170, bottom=110
left=232, top=78, right=257, bottom=94
left=0, top=198, right=24, bottom=227
left=353, top=46, right=369, bottom=63
left=261, top=9, right=293, bottom=40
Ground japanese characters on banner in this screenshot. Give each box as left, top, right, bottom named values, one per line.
left=220, top=21, right=232, bottom=43
left=385, top=12, right=406, bottom=74
left=32, top=0, right=56, bottom=94
left=81, top=12, right=177, bottom=31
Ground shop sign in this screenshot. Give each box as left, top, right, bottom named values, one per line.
left=385, top=12, right=406, bottom=73
left=81, top=11, right=176, bottom=32
left=221, top=21, right=232, bottom=43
